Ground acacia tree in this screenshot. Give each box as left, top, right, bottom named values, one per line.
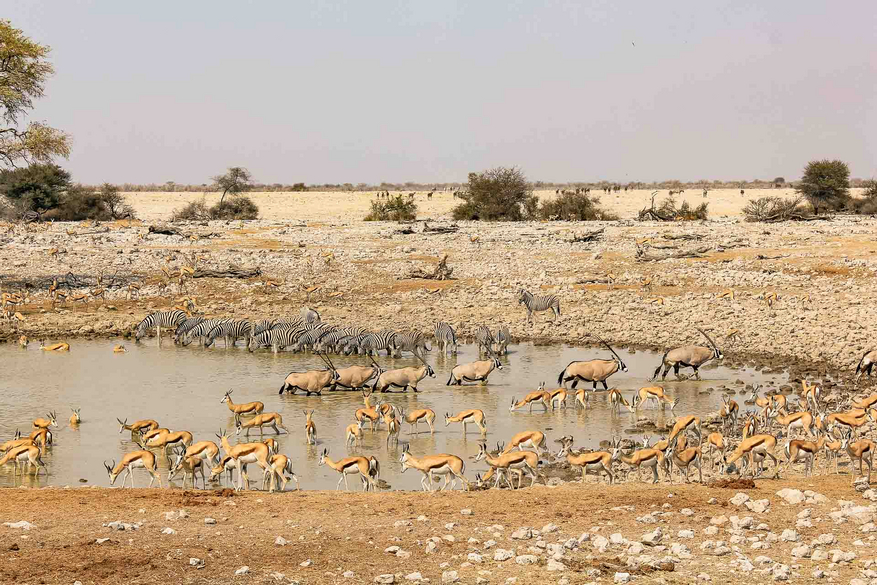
left=452, top=166, right=538, bottom=221
left=0, top=20, right=70, bottom=168
left=212, top=166, right=253, bottom=206
left=796, top=160, right=850, bottom=214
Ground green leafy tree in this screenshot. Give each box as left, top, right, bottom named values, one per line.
left=0, top=163, right=70, bottom=210
left=212, top=166, right=253, bottom=206
left=796, top=160, right=850, bottom=214
left=0, top=20, right=70, bottom=167
left=452, top=166, right=538, bottom=221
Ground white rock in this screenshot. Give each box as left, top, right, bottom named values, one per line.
left=484, top=539, right=497, bottom=549
left=494, top=549, right=515, bottom=562
left=817, top=533, right=835, bottom=544
left=235, top=566, right=250, bottom=576
left=678, top=529, right=695, bottom=539
left=511, top=527, right=533, bottom=540
left=613, top=573, right=630, bottom=584
left=739, top=559, right=754, bottom=572
left=681, top=508, right=694, bottom=516
left=204, top=517, right=216, bottom=525
left=592, top=535, right=609, bottom=552
left=161, top=527, right=176, bottom=535
left=442, top=570, right=459, bottom=583
left=797, top=509, right=811, bottom=519
left=300, top=559, right=313, bottom=567
left=547, top=558, right=566, bottom=571
left=772, top=563, right=790, bottom=581
left=642, top=528, right=663, bottom=546
left=515, top=555, right=538, bottom=565
left=610, top=533, right=626, bottom=545
left=468, top=553, right=484, bottom=563
left=461, top=509, right=473, bottom=516
left=791, top=544, right=811, bottom=558
left=745, top=499, right=770, bottom=514
left=697, top=574, right=711, bottom=581
left=730, top=493, right=750, bottom=506
left=343, top=571, right=356, bottom=578
left=394, top=520, right=413, bottom=528
left=776, top=488, right=805, bottom=505
left=375, top=575, right=396, bottom=584
left=780, top=529, right=798, bottom=542
left=425, top=541, right=437, bottom=554
left=269, top=572, right=285, bottom=582
left=275, top=536, right=288, bottom=546
left=811, top=548, right=828, bottom=561
left=3, top=521, right=35, bottom=530
left=542, top=523, right=559, bottom=534
left=405, top=573, right=422, bottom=581
left=703, top=526, right=719, bottom=536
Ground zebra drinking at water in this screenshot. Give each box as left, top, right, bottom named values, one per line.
left=181, top=318, right=231, bottom=346
left=173, top=316, right=204, bottom=344
left=393, top=330, right=431, bottom=358
left=433, top=322, right=458, bottom=354
left=517, top=289, right=561, bottom=323
left=475, top=326, right=495, bottom=355
left=360, top=331, right=396, bottom=356
left=204, top=320, right=252, bottom=348
left=134, top=310, right=187, bottom=345
left=494, top=326, right=511, bottom=355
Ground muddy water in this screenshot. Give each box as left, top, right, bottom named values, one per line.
left=0, top=341, right=787, bottom=491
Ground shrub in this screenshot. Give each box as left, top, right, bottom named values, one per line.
left=364, top=194, right=417, bottom=221
left=851, top=180, right=877, bottom=215
left=796, top=159, right=850, bottom=214
left=172, top=198, right=210, bottom=221
left=742, top=196, right=808, bottom=222
left=452, top=166, right=538, bottom=221
left=209, top=194, right=259, bottom=220
left=44, top=183, right=134, bottom=221
left=540, top=191, right=618, bottom=221
left=638, top=194, right=708, bottom=221
left=0, top=163, right=71, bottom=211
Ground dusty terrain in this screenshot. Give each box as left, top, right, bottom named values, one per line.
left=3, top=475, right=877, bottom=585
left=0, top=188, right=874, bottom=383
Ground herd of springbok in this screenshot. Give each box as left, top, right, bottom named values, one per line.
left=4, top=318, right=877, bottom=492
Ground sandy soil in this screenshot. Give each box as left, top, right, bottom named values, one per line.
left=1, top=475, right=874, bottom=585
left=125, top=188, right=824, bottom=222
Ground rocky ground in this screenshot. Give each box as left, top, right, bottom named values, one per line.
left=5, top=475, right=877, bottom=585
left=2, top=191, right=876, bottom=384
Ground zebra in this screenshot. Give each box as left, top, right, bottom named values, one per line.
left=475, top=326, right=494, bottom=355
left=433, top=321, right=458, bottom=354
left=204, top=320, right=252, bottom=348
left=134, top=310, right=187, bottom=345
left=248, top=327, right=307, bottom=353
left=494, top=325, right=511, bottom=355
left=173, top=316, right=204, bottom=344
left=181, top=318, right=231, bottom=346
left=360, top=331, right=396, bottom=356
left=339, top=334, right=366, bottom=355
left=517, top=289, right=561, bottom=324
left=300, top=306, right=320, bottom=323
left=291, top=326, right=335, bottom=353
left=314, top=330, right=352, bottom=354
left=392, top=330, right=431, bottom=357
left=251, top=319, right=276, bottom=337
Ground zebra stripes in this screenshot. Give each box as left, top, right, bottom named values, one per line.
left=360, top=331, right=396, bottom=356
left=135, top=310, right=187, bottom=341
left=205, top=320, right=252, bottom=348
left=173, top=316, right=204, bottom=344
left=182, top=318, right=231, bottom=346
left=494, top=326, right=510, bottom=355
left=517, top=289, right=561, bottom=323
left=393, top=330, right=431, bottom=357
left=475, top=326, right=494, bottom=355
left=433, top=322, right=458, bottom=354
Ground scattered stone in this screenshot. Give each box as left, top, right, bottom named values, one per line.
left=730, top=493, right=750, bottom=506
left=461, top=509, right=473, bottom=516
left=515, top=555, right=538, bottom=565
left=542, top=523, right=559, bottom=534
left=344, top=571, right=356, bottom=579
left=494, top=549, right=515, bottom=562
left=745, top=499, right=770, bottom=514
left=161, top=527, right=176, bottom=535
left=642, top=528, right=663, bottom=546
left=772, top=564, right=790, bottom=581
left=394, top=520, right=413, bottom=528
left=204, top=517, right=216, bottom=525
left=375, top=575, right=395, bottom=584
left=275, top=536, right=288, bottom=546
left=678, top=529, right=695, bottom=539
left=511, top=527, right=533, bottom=540
left=95, top=538, right=110, bottom=544
left=235, top=566, right=250, bottom=576
left=614, top=573, right=630, bottom=584
left=697, top=574, right=711, bottom=582
left=468, top=553, right=483, bottom=563
left=442, top=570, right=459, bottom=583
left=300, top=559, right=313, bottom=567
left=592, top=535, right=609, bottom=552
left=425, top=542, right=437, bottom=554
left=791, top=544, right=811, bottom=558
left=547, top=558, right=566, bottom=571
left=681, top=508, right=694, bottom=516
left=776, top=489, right=805, bottom=505
left=189, top=558, right=204, bottom=568
left=3, top=521, right=35, bottom=530
left=780, top=529, right=798, bottom=542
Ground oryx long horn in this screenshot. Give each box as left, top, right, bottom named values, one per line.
left=696, top=327, right=719, bottom=350
left=594, top=334, right=621, bottom=359
left=323, top=352, right=337, bottom=371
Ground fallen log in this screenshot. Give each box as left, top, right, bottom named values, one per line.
left=406, top=254, right=454, bottom=280
left=192, top=267, right=261, bottom=279
left=636, top=246, right=710, bottom=262
left=569, top=228, right=604, bottom=243
left=148, top=225, right=184, bottom=236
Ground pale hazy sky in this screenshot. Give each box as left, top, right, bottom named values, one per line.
left=8, top=1, right=876, bottom=185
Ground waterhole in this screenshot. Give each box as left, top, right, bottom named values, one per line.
left=0, top=340, right=788, bottom=490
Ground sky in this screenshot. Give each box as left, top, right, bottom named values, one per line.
left=7, top=1, right=877, bottom=185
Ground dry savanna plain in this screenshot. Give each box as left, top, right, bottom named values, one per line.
left=4, top=188, right=877, bottom=584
